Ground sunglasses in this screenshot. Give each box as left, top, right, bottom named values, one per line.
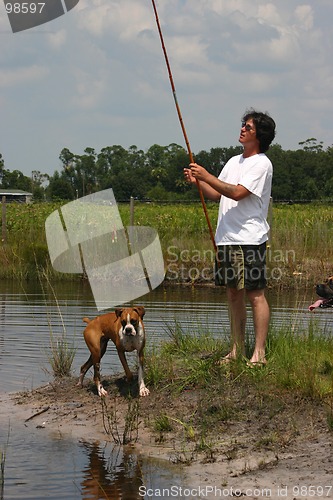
left=241, top=122, right=254, bottom=131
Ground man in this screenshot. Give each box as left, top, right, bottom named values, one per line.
left=184, top=109, right=276, bottom=365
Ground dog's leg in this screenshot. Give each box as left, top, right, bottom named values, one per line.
left=117, top=350, right=133, bottom=382
left=94, top=338, right=108, bottom=397
left=78, top=353, right=107, bottom=396
left=77, top=355, right=93, bottom=387
left=138, top=350, right=149, bottom=397
left=79, top=336, right=109, bottom=397
left=93, top=362, right=107, bottom=397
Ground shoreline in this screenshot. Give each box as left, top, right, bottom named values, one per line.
left=2, top=376, right=333, bottom=499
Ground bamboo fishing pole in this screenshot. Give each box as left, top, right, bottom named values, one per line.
left=151, top=0, right=217, bottom=252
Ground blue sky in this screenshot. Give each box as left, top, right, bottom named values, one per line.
left=1, top=0, right=332, bottom=177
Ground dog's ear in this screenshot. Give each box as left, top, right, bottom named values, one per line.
left=134, top=306, right=145, bottom=318
left=115, top=308, right=123, bottom=318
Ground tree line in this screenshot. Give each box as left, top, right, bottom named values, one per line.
left=0, top=138, right=332, bottom=202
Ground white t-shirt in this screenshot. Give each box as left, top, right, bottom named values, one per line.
left=215, top=153, right=273, bottom=245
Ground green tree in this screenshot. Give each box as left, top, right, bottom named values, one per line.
left=1, top=169, right=32, bottom=191
left=59, top=147, right=78, bottom=196
left=47, top=171, right=74, bottom=200
left=299, top=138, right=324, bottom=153
left=44, top=139, right=333, bottom=203
left=76, top=147, right=97, bottom=196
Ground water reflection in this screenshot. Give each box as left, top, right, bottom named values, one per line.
left=1, top=279, right=332, bottom=499
left=80, top=442, right=143, bottom=500
left=0, top=421, right=184, bottom=500
left=79, top=441, right=187, bottom=500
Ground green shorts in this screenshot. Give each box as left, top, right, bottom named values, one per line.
left=215, top=243, right=267, bottom=290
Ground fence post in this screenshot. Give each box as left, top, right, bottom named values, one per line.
left=130, top=196, right=134, bottom=226
left=2, top=196, right=6, bottom=243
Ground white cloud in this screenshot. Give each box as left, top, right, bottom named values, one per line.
left=294, top=5, right=314, bottom=30
left=0, top=0, right=333, bottom=176
left=0, top=65, right=48, bottom=88
left=77, top=2, right=112, bottom=36
left=47, top=29, right=67, bottom=49
left=71, top=68, right=107, bottom=109
left=258, top=4, right=282, bottom=26
left=78, top=0, right=153, bottom=39
left=268, top=27, right=301, bottom=64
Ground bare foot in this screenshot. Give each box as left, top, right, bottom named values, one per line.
left=216, top=352, right=237, bottom=365
left=249, top=350, right=267, bottom=366
left=247, top=357, right=267, bottom=367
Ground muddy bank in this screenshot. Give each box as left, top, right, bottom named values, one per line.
left=2, top=375, right=332, bottom=499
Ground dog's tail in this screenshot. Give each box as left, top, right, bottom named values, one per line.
left=82, top=317, right=91, bottom=324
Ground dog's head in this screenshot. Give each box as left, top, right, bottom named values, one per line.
left=115, top=306, right=145, bottom=336
left=315, top=277, right=333, bottom=307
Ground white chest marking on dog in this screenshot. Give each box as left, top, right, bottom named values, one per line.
left=119, top=315, right=144, bottom=352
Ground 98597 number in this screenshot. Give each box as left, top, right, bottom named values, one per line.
left=5, top=3, right=45, bottom=14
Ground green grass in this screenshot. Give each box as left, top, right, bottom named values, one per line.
left=0, top=202, right=60, bottom=280
left=153, top=414, right=173, bottom=433
left=146, top=321, right=228, bottom=392
left=267, top=325, right=333, bottom=398
left=0, top=200, right=333, bottom=286
left=139, top=320, right=333, bottom=463
left=46, top=332, right=76, bottom=378
left=144, top=321, right=333, bottom=430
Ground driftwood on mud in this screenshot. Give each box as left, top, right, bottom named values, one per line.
left=24, top=406, right=50, bottom=423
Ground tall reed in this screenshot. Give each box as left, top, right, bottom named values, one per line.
left=1, top=201, right=332, bottom=287
left=40, top=271, right=76, bottom=377
left=0, top=428, right=10, bottom=500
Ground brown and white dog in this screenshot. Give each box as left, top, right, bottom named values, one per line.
left=77, top=306, right=149, bottom=397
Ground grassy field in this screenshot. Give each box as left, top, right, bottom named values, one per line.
left=0, top=200, right=332, bottom=288
left=144, top=322, right=333, bottom=431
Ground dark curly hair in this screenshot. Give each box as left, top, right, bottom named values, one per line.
left=242, top=109, right=276, bottom=153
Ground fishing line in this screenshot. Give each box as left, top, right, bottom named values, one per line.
left=151, top=0, right=217, bottom=251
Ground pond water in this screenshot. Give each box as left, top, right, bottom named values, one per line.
left=0, top=279, right=332, bottom=499
left=0, top=280, right=331, bottom=394
left=0, top=426, right=184, bottom=500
